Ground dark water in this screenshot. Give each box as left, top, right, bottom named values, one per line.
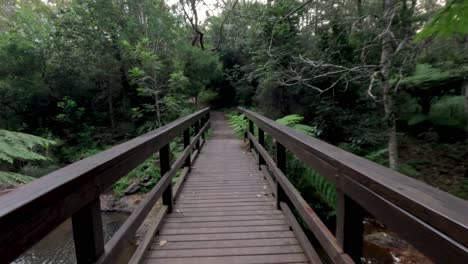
left=12, top=212, right=129, bottom=264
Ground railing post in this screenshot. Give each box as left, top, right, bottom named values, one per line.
left=72, top=198, right=105, bottom=264
left=184, top=128, right=191, bottom=171
left=275, top=141, right=287, bottom=209
left=336, top=189, right=366, bottom=262
left=160, top=144, right=173, bottom=213
left=248, top=120, right=254, bottom=150
left=194, top=121, right=200, bottom=150
left=258, top=128, right=265, bottom=169
left=201, top=115, right=206, bottom=141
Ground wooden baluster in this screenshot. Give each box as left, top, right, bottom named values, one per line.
left=201, top=116, right=206, bottom=141
left=248, top=120, right=254, bottom=150
left=194, top=121, right=200, bottom=150
left=275, top=141, right=287, bottom=209
left=258, top=128, right=265, bottom=170
left=184, top=128, right=191, bottom=171
left=72, top=198, right=105, bottom=264
left=160, top=144, right=173, bottom=213
left=336, top=189, right=366, bottom=262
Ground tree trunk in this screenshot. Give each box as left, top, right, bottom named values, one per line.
left=380, top=0, right=398, bottom=170
left=107, top=84, right=115, bottom=129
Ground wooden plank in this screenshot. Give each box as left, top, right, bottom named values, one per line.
left=148, top=245, right=303, bottom=258
left=151, top=238, right=299, bottom=250
left=96, top=119, right=211, bottom=264
left=128, top=206, right=168, bottom=264
left=145, top=254, right=308, bottom=264
left=172, top=206, right=276, bottom=213
left=249, top=134, right=353, bottom=264
left=338, top=174, right=468, bottom=263
left=176, top=202, right=273, bottom=208
left=177, top=198, right=274, bottom=204
left=182, top=186, right=268, bottom=191
left=168, top=210, right=282, bottom=218
left=0, top=108, right=209, bottom=263
left=163, top=219, right=287, bottom=228
left=177, top=194, right=272, bottom=200
left=157, top=231, right=297, bottom=242
left=72, top=198, right=105, bottom=264
left=240, top=108, right=468, bottom=249
left=335, top=189, right=366, bottom=262
left=159, top=225, right=290, bottom=235
left=165, top=215, right=285, bottom=223
left=280, top=202, right=322, bottom=264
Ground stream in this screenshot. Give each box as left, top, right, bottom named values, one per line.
left=12, top=212, right=130, bottom=264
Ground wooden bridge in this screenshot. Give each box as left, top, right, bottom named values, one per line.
left=0, top=108, right=467, bottom=264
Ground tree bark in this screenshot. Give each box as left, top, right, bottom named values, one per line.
left=380, top=0, right=398, bottom=170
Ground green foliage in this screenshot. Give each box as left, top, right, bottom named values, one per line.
left=400, top=64, right=452, bottom=87
left=0, top=171, right=35, bottom=185
left=430, top=96, right=465, bottom=128
left=198, top=89, right=219, bottom=105
left=113, top=155, right=161, bottom=197
left=227, top=113, right=248, bottom=138
left=56, top=96, right=85, bottom=125
left=0, top=129, right=56, bottom=164
left=275, top=115, right=319, bottom=136
left=416, top=0, right=468, bottom=40
left=406, top=96, right=466, bottom=129
left=0, top=129, right=57, bottom=184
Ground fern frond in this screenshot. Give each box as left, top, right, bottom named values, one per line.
left=276, top=115, right=318, bottom=136
left=0, top=129, right=57, bottom=164
left=0, top=171, right=35, bottom=185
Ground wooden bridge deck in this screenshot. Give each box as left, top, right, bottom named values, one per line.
left=144, top=113, right=309, bottom=264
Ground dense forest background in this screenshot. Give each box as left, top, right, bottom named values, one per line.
left=0, top=0, right=467, bottom=203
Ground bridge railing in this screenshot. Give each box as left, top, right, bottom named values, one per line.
left=0, top=108, right=210, bottom=264
left=238, top=107, right=468, bottom=264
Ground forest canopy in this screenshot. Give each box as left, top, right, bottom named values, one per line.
left=0, top=0, right=467, bottom=200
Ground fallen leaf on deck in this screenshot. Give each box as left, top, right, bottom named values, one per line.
left=158, top=240, right=167, bottom=246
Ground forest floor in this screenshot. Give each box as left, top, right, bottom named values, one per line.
left=399, top=136, right=468, bottom=199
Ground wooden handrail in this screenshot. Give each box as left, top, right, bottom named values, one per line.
left=238, top=107, right=468, bottom=263
left=0, top=108, right=210, bottom=264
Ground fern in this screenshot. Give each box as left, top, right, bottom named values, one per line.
left=0, top=129, right=56, bottom=164
left=0, top=130, right=57, bottom=185
left=0, top=171, right=35, bottom=185
left=227, top=113, right=248, bottom=138
left=276, top=114, right=319, bottom=136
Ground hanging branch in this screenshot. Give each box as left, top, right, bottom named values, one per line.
left=212, top=0, right=239, bottom=51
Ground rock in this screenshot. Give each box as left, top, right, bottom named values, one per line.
left=364, top=232, right=433, bottom=264
left=100, top=194, right=116, bottom=212
left=112, top=194, right=145, bottom=213
left=124, top=182, right=141, bottom=195
left=141, top=175, right=152, bottom=183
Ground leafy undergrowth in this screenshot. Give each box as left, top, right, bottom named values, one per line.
left=399, top=136, right=468, bottom=199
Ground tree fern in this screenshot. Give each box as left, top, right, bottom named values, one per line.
left=0, top=129, right=57, bottom=185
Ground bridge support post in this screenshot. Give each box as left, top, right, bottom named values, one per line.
left=71, top=198, right=104, bottom=264
left=160, top=144, right=173, bottom=213
left=201, top=116, right=206, bottom=141
left=184, top=128, right=191, bottom=171
left=248, top=120, right=254, bottom=150
left=336, top=189, right=366, bottom=262
left=258, top=128, right=265, bottom=170
left=275, top=141, right=287, bottom=209
left=194, top=121, right=200, bottom=150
